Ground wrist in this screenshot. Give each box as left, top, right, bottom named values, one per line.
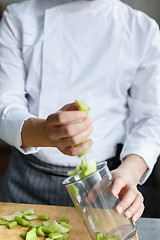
left=119, top=154, right=148, bottom=185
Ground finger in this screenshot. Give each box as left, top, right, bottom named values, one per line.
left=124, top=192, right=144, bottom=218
left=49, top=118, right=92, bottom=139
left=59, top=125, right=93, bottom=148
left=115, top=187, right=137, bottom=214
left=60, top=102, right=80, bottom=111
left=110, top=175, right=126, bottom=197
left=46, top=111, right=87, bottom=127
left=131, top=203, right=145, bottom=222
left=63, top=138, right=93, bottom=156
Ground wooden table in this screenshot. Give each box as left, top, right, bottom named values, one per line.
left=0, top=202, right=138, bottom=239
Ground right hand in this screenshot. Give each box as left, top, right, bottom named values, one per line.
left=45, top=102, right=93, bottom=156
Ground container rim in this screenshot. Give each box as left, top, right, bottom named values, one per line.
left=62, top=161, right=111, bottom=186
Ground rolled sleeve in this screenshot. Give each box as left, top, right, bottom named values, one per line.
left=0, top=8, right=39, bottom=155
left=121, top=20, right=160, bottom=184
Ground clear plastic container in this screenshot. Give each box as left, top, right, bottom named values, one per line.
left=62, top=162, right=137, bottom=240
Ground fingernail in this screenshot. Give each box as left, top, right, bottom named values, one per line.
left=125, top=210, right=132, bottom=218
left=111, top=189, right=118, bottom=196
left=117, top=205, right=123, bottom=214
left=132, top=215, right=138, bottom=222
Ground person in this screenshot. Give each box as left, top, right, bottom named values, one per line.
left=0, top=0, right=160, bottom=224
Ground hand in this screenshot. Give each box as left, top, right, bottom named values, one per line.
left=110, top=167, right=144, bottom=222
left=45, top=102, right=93, bottom=156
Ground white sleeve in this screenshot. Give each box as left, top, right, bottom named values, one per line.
left=0, top=8, right=39, bottom=154
left=120, top=19, right=160, bottom=184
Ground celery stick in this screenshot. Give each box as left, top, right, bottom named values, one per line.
left=68, top=184, right=79, bottom=197
left=20, top=233, right=27, bottom=239
left=23, top=215, right=38, bottom=221
left=48, top=232, right=64, bottom=239
left=75, top=100, right=89, bottom=116
left=42, top=221, right=50, bottom=227
left=36, top=226, right=45, bottom=236
left=60, top=222, right=72, bottom=232
left=0, top=219, right=7, bottom=225
left=42, top=226, right=53, bottom=234
left=80, top=156, right=87, bottom=178
left=58, top=218, right=70, bottom=224
left=14, top=216, right=30, bottom=227
left=23, top=209, right=34, bottom=215
left=84, top=158, right=97, bottom=177
left=26, top=228, right=37, bottom=240
left=48, top=220, right=69, bottom=233
left=38, top=215, right=49, bottom=220
left=0, top=211, right=23, bottom=221
left=8, top=221, right=17, bottom=229
left=62, top=233, right=70, bottom=240
left=67, top=164, right=80, bottom=177
left=28, top=222, right=40, bottom=228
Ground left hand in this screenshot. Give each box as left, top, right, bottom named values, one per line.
left=110, top=166, right=144, bottom=222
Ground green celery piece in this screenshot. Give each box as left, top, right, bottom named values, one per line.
left=84, top=158, right=97, bottom=177
left=14, top=216, right=30, bottom=227
left=58, top=218, right=70, bottom=224
left=0, top=211, right=23, bottom=221
left=96, top=232, right=105, bottom=240
left=105, top=235, right=119, bottom=240
left=48, top=232, right=64, bottom=239
left=8, top=221, right=17, bottom=229
left=38, top=215, right=49, bottom=220
left=80, top=156, right=87, bottom=178
left=42, top=221, right=50, bottom=227
left=62, top=233, right=70, bottom=240
left=60, top=222, right=72, bottom=232
left=0, top=219, right=7, bottom=225
left=68, top=184, right=79, bottom=197
left=46, top=238, right=52, bottom=240
left=42, top=226, right=53, bottom=234
left=36, top=226, right=45, bottom=237
left=67, top=164, right=80, bottom=177
left=23, top=215, right=38, bottom=221
left=75, top=100, right=89, bottom=116
left=48, top=220, right=69, bottom=233
left=78, top=146, right=91, bottom=158
left=26, top=227, right=37, bottom=240
left=27, top=222, right=40, bottom=228
left=20, top=233, right=27, bottom=239
left=23, top=209, right=34, bottom=215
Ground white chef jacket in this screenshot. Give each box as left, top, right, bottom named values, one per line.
left=0, top=0, right=160, bottom=184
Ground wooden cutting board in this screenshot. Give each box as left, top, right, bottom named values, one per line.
left=0, top=202, right=138, bottom=240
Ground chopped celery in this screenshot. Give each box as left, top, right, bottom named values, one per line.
left=26, top=228, right=37, bottom=240
left=80, top=156, right=87, bottom=178
left=42, top=221, right=50, bottom=227
left=8, top=221, right=17, bottom=229
left=23, top=209, right=34, bottom=215
left=42, top=226, right=53, bottom=234
left=68, top=184, right=79, bottom=197
left=38, top=215, right=49, bottom=220
left=96, top=232, right=119, bottom=240
left=14, top=216, right=30, bottom=227
left=48, top=232, right=64, bottom=239
left=67, top=164, right=80, bottom=177
left=48, top=220, right=70, bottom=233
left=105, top=235, right=119, bottom=240
left=75, top=100, right=89, bottom=116
left=23, top=215, right=38, bottom=221
left=0, top=211, right=23, bottom=221
left=58, top=218, right=70, bottom=224
left=36, top=226, right=45, bottom=236
left=60, top=222, right=72, bottom=232
left=84, top=158, right=97, bottom=177
left=20, top=233, right=27, bottom=239
left=62, top=233, right=70, bottom=239
left=0, top=219, right=7, bottom=225
left=28, top=222, right=40, bottom=228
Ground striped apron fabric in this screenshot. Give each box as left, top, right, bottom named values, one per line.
left=0, top=145, right=122, bottom=206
